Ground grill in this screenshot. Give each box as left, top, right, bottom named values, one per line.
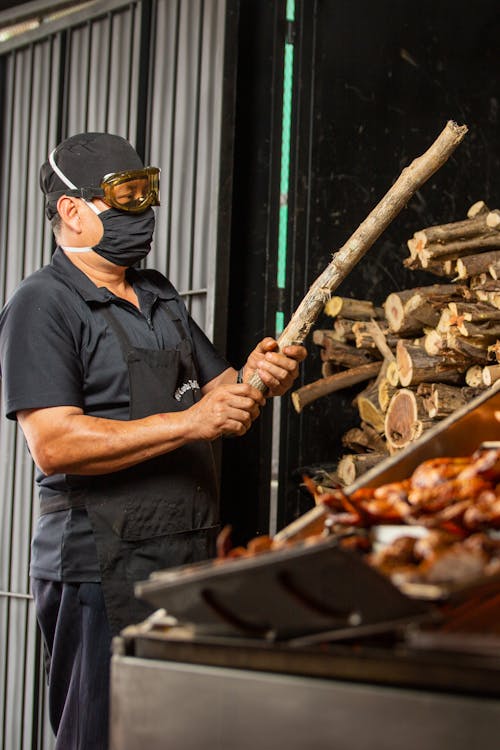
left=110, top=383, right=500, bottom=750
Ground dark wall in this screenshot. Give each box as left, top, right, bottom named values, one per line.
left=222, top=0, right=500, bottom=539
left=279, top=0, right=500, bottom=524
left=220, top=0, right=284, bottom=543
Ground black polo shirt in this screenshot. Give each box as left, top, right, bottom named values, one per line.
left=0, top=248, right=230, bottom=581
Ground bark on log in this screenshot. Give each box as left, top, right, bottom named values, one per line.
left=448, top=300, right=500, bottom=326
left=396, top=339, right=469, bottom=387
left=469, top=274, right=500, bottom=291
left=341, top=422, right=387, bottom=453
left=455, top=250, right=500, bottom=280
left=384, top=284, right=467, bottom=335
left=422, top=382, right=478, bottom=418
left=351, top=321, right=399, bottom=354
left=337, top=452, right=387, bottom=485
left=404, top=255, right=455, bottom=277
left=291, top=361, right=381, bottom=413
left=332, top=318, right=358, bottom=342
left=247, top=121, right=469, bottom=392
left=413, top=213, right=498, bottom=248
left=385, top=388, right=437, bottom=453
left=473, top=290, right=500, bottom=309
left=456, top=319, right=500, bottom=339
left=446, top=331, right=490, bottom=364
left=313, top=330, right=379, bottom=367
left=420, top=235, right=500, bottom=267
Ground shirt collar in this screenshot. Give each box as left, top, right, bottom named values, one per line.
left=50, top=247, right=177, bottom=303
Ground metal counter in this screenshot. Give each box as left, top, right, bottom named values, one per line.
left=110, top=626, right=500, bottom=750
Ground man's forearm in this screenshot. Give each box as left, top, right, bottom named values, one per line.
left=18, top=407, right=196, bottom=476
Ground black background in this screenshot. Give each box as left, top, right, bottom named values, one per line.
left=222, top=0, right=500, bottom=541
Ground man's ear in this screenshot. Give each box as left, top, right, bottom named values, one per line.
left=56, top=195, right=82, bottom=233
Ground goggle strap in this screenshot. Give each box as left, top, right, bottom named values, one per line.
left=46, top=187, right=105, bottom=202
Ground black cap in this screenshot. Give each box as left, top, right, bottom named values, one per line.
left=40, top=132, right=144, bottom=219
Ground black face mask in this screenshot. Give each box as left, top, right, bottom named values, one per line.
left=92, top=207, right=155, bottom=267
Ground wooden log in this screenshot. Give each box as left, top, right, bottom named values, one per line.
left=486, top=210, right=500, bottom=229
left=420, top=235, right=500, bottom=267
left=337, top=452, right=387, bottom=485
left=467, top=201, right=490, bottom=219
left=413, top=213, right=498, bottom=248
left=356, top=378, right=386, bottom=433
left=291, top=361, right=381, bottom=413
left=386, top=359, right=400, bottom=387
left=422, top=382, right=477, bottom=418
left=456, top=319, right=500, bottom=339
left=455, top=250, right=500, bottom=279
left=487, top=341, right=500, bottom=364
left=324, top=296, right=383, bottom=320
left=465, top=364, right=485, bottom=388
left=403, top=255, right=455, bottom=276
left=446, top=331, right=490, bottom=364
left=424, top=329, right=447, bottom=356
left=378, top=378, right=399, bottom=412
left=473, top=290, right=500, bottom=309
left=351, top=321, right=399, bottom=353
left=396, top=339, right=469, bottom=387
left=313, top=330, right=379, bottom=368
left=246, top=121, right=469, bottom=391
left=415, top=382, right=434, bottom=399
left=341, top=422, right=387, bottom=453
left=482, top=365, right=500, bottom=387
left=333, top=317, right=358, bottom=342
left=321, top=361, right=337, bottom=378
left=469, top=274, right=500, bottom=291
left=448, top=300, right=500, bottom=325
left=385, top=388, right=437, bottom=453
left=384, top=284, right=467, bottom=335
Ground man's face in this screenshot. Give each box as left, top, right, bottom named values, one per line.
left=110, top=176, right=150, bottom=210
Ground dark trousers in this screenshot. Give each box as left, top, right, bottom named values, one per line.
left=31, top=579, right=112, bottom=750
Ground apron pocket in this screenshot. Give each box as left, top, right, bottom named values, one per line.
left=103, top=493, right=196, bottom=540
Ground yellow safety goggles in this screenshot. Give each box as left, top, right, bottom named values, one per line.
left=100, top=167, right=160, bottom=213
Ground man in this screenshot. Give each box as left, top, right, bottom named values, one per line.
left=0, top=132, right=306, bottom=749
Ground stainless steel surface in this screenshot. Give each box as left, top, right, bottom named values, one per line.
left=110, top=653, right=500, bottom=750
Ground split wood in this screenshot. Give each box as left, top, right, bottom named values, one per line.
left=248, top=120, right=468, bottom=392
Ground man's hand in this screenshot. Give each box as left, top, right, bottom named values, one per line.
left=186, top=384, right=266, bottom=440
left=242, top=337, right=307, bottom=397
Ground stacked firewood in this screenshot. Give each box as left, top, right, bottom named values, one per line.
left=291, top=201, right=500, bottom=486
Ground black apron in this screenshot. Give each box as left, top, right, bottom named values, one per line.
left=45, top=303, right=219, bottom=636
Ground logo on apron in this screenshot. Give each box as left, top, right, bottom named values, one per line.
left=174, top=378, right=200, bottom=401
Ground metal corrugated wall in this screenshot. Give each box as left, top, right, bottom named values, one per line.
left=0, top=1, right=228, bottom=747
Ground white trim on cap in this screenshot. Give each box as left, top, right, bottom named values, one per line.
left=49, top=147, right=78, bottom=189
left=48, top=147, right=101, bottom=215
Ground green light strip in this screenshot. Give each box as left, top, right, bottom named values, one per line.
left=275, top=0, right=295, bottom=335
